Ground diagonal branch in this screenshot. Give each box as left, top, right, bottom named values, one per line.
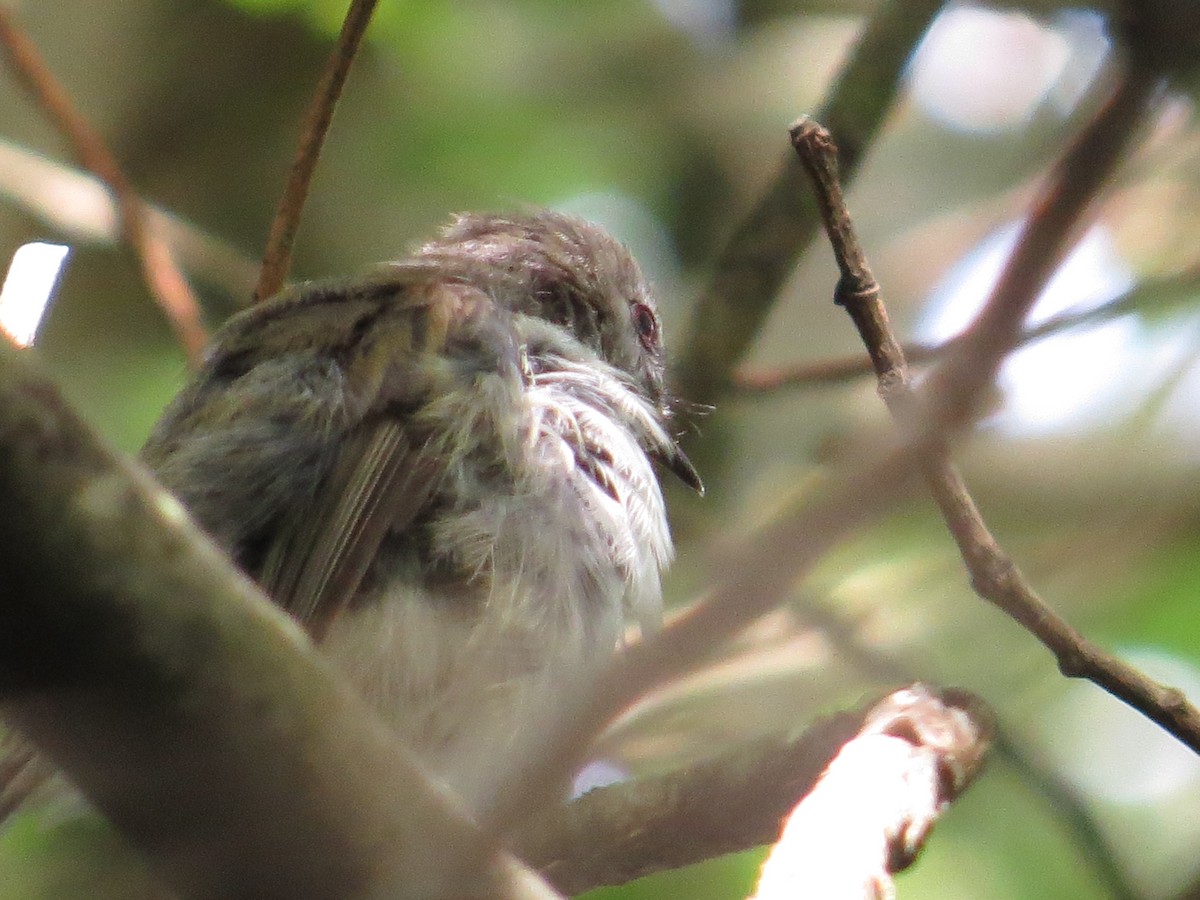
left=750, top=686, right=991, bottom=900
left=0, top=8, right=208, bottom=364
left=253, top=0, right=379, bottom=303
left=481, top=431, right=934, bottom=842
left=789, top=55, right=1200, bottom=757
left=920, top=58, right=1164, bottom=432
left=0, top=339, right=559, bottom=900
left=518, top=699, right=875, bottom=894
left=517, top=685, right=990, bottom=897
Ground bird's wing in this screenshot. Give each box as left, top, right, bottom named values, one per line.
left=254, top=276, right=499, bottom=640
left=145, top=271, right=503, bottom=642
left=257, top=419, right=440, bottom=639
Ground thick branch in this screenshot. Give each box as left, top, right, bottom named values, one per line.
left=0, top=340, right=558, bottom=900
left=519, top=701, right=874, bottom=894
left=750, top=686, right=991, bottom=900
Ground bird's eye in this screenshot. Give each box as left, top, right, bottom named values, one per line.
left=631, top=302, right=659, bottom=350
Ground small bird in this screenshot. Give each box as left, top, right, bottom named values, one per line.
left=2, top=210, right=700, bottom=821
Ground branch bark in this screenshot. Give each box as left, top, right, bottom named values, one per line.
left=750, top=686, right=991, bottom=900
left=520, top=700, right=873, bottom=894
left=0, top=339, right=559, bottom=900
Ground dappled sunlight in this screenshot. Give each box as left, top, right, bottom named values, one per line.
left=0, top=241, right=68, bottom=347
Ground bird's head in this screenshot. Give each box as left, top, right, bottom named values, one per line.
left=417, top=210, right=702, bottom=494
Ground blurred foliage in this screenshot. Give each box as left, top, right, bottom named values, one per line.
left=2, top=0, right=1200, bottom=898
left=0, top=814, right=161, bottom=900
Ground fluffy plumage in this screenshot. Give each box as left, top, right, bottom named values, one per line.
left=2, top=211, right=697, bottom=821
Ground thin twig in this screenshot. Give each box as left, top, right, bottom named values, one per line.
left=790, top=58, right=1200, bottom=758
left=253, top=0, right=379, bottom=303
left=675, top=0, right=945, bottom=406
left=0, top=8, right=208, bottom=364
left=0, top=139, right=260, bottom=304
left=731, top=270, right=1200, bottom=393
left=734, top=344, right=935, bottom=392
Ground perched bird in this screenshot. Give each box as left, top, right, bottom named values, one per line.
left=2, top=210, right=700, bottom=822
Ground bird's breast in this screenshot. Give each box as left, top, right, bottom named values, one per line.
left=323, top=359, right=673, bottom=812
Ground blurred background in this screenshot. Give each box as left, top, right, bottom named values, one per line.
left=1, top=0, right=1199, bottom=897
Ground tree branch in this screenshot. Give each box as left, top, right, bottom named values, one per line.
left=517, top=685, right=989, bottom=897
left=519, top=699, right=874, bottom=894
left=675, top=0, right=946, bottom=408
left=789, top=57, right=1200, bottom=757
left=0, top=8, right=208, bottom=364
left=731, top=270, right=1200, bottom=394
left=0, top=339, right=559, bottom=900
left=750, top=686, right=991, bottom=900
left=0, top=139, right=259, bottom=305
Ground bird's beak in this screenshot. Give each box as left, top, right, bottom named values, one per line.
left=654, top=442, right=704, bottom=495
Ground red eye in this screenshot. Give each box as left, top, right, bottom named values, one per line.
left=631, top=302, right=659, bottom=350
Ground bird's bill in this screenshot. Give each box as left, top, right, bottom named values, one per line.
left=654, top=443, right=704, bottom=495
